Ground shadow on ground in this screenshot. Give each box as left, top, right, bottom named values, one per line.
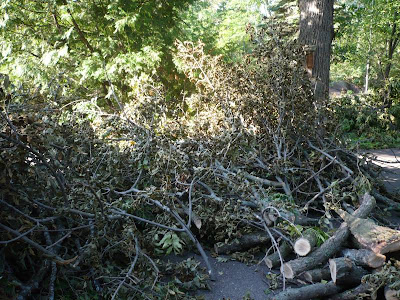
left=165, top=251, right=272, bottom=300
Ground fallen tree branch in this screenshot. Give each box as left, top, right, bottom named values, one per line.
left=341, top=249, right=386, bottom=268
left=294, top=228, right=318, bottom=256
left=372, top=189, right=400, bottom=211
left=329, top=257, right=368, bottom=286
left=111, top=236, right=140, bottom=300
left=0, top=223, right=76, bottom=265
left=301, top=266, right=331, bottom=283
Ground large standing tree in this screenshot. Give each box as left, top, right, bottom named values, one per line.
left=298, top=0, right=334, bottom=103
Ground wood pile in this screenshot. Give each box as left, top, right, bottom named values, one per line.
left=262, top=193, right=400, bottom=300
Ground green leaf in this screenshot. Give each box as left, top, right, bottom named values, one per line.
left=63, top=27, right=74, bottom=40
left=42, top=51, right=56, bottom=66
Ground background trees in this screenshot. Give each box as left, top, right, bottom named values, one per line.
left=0, top=0, right=195, bottom=104
left=298, top=0, right=334, bottom=102
left=333, top=0, right=400, bottom=97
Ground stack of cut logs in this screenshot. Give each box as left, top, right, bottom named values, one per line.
left=214, top=193, right=400, bottom=300
left=267, top=193, right=400, bottom=300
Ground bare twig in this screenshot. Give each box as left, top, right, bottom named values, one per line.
left=0, top=223, right=75, bottom=264
left=111, top=235, right=140, bottom=300
left=0, top=132, right=68, bottom=206
left=196, top=180, right=223, bottom=202
left=0, top=223, right=38, bottom=244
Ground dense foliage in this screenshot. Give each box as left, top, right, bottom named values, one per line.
left=1, top=1, right=400, bottom=299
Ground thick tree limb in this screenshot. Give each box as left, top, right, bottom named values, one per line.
left=301, top=266, right=331, bottom=283
left=215, top=232, right=271, bottom=255
left=264, top=242, right=292, bottom=269
left=337, top=209, right=400, bottom=254
left=266, top=282, right=343, bottom=300
left=328, top=282, right=373, bottom=300
left=329, top=257, right=368, bottom=286
left=341, top=249, right=386, bottom=268
left=294, top=228, right=318, bottom=256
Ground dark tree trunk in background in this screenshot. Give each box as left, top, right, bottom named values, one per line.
left=298, top=0, right=334, bottom=103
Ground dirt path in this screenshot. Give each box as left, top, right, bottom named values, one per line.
left=366, top=148, right=400, bottom=194
left=166, top=251, right=271, bottom=300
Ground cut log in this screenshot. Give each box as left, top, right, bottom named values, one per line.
left=341, top=248, right=386, bottom=268
left=385, top=286, right=400, bottom=300
left=294, top=228, right=318, bottom=256
left=329, top=257, right=352, bottom=284
left=264, top=242, right=292, bottom=269
left=301, top=265, right=331, bottom=283
left=266, top=282, right=343, bottom=300
left=281, top=192, right=375, bottom=279
left=329, top=257, right=368, bottom=286
left=214, top=232, right=270, bottom=254
left=336, top=209, right=400, bottom=254
left=328, top=282, right=373, bottom=300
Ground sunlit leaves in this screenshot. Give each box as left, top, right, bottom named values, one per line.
left=0, top=0, right=194, bottom=103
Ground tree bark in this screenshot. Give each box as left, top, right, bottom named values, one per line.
left=336, top=209, right=400, bottom=255
left=266, top=282, right=343, bottom=300
left=298, top=0, right=334, bottom=103
left=341, top=249, right=386, bottom=268
left=328, top=283, right=373, bottom=300
left=301, top=266, right=331, bottom=283
left=264, top=242, right=292, bottom=269
left=214, top=232, right=270, bottom=254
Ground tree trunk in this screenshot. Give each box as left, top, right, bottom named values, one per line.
left=298, top=0, right=334, bottom=103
